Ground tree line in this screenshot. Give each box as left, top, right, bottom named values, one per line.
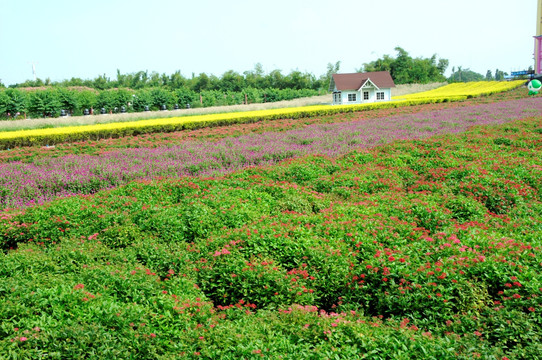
left=2, top=46, right=518, bottom=120
left=447, top=67, right=510, bottom=82
left=0, top=86, right=322, bottom=119
left=6, top=64, right=331, bottom=93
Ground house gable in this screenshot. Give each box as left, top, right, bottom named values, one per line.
left=359, top=78, right=380, bottom=90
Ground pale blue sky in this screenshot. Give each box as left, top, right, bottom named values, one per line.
left=0, top=0, right=538, bottom=86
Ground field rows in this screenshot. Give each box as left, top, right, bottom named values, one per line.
left=0, top=81, right=525, bottom=150
left=1, top=84, right=541, bottom=358
left=1, top=95, right=541, bottom=209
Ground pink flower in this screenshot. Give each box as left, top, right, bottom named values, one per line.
left=150, top=333, right=156, bottom=338
left=20, top=337, right=27, bottom=342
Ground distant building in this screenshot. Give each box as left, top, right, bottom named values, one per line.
left=330, top=71, right=395, bottom=105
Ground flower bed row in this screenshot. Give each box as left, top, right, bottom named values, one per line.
left=1, top=96, right=541, bottom=208
left=0, top=85, right=527, bottom=165
left=0, top=81, right=525, bottom=150
left=1, top=111, right=541, bottom=358
left=395, top=80, right=525, bottom=100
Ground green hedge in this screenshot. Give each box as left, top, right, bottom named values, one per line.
left=0, top=87, right=322, bottom=119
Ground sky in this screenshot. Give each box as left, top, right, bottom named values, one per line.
left=0, top=0, right=538, bottom=86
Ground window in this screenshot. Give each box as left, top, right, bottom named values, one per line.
left=348, top=93, right=357, bottom=102
left=363, top=91, right=369, bottom=100
left=376, top=92, right=385, bottom=100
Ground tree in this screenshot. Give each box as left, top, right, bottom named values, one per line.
left=192, top=73, right=210, bottom=92
left=359, top=54, right=394, bottom=73
left=131, top=90, right=153, bottom=112
left=168, top=70, right=187, bottom=90
left=284, top=70, right=314, bottom=90
left=447, top=67, right=484, bottom=82
left=321, top=61, right=341, bottom=91
left=28, top=89, right=61, bottom=117
left=244, top=63, right=267, bottom=89
left=149, top=88, right=175, bottom=110
left=220, top=70, right=245, bottom=92
left=55, top=88, right=79, bottom=114
left=4, top=89, right=27, bottom=116
left=130, top=71, right=149, bottom=89
left=267, top=69, right=285, bottom=89
left=76, top=90, right=97, bottom=114
left=93, top=74, right=111, bottom=90
left=437, top=59, right=449, bottom=76
left=174, top=87, right=198, bottom=108
left=0, top=90, right=9, bottom=116
left=486, top=70, right=494, bottom=81
left=148, top=72, right=162, bottom=88
left=359, top=47, right=447, bottom=84
left=494, top=69, right=507, bottom=81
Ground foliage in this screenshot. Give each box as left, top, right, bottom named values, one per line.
left=2, top=89, right=28, bottom=117
left=149, top=88, right=176, bottom=110
left=75, top=90, right=98, bottom=114
left=1, top=97, right=542, bottom=357
left=96, top=89, right=133, bottom=113
left=0, top=91, right=9, bottom=115
left=131, top=90, right=153, bottom=112
left=447, top=67, right=485, bottom=82
left=0, top=86, right=322, bottom=120
left=27, top=89, right=62, bottom=117
left=9, top=64, right=330, bottom=93
left=360, top=47, right=449, bottom=84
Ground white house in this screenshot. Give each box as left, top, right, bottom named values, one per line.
left=330, top=71, right=395, bottom=105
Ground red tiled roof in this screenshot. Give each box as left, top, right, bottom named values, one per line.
left=331, top=71, right=395, bottom=91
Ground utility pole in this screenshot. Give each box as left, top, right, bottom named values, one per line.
left=30, top=61, right=38, bottom=81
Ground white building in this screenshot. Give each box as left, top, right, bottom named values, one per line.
left=330, top=71, right=395, bottom=105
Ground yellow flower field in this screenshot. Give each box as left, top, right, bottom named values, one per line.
left=393, top=80, right=525, bottom=100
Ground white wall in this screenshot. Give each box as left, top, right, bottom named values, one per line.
left=332, top=88, right=393, bottom=105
